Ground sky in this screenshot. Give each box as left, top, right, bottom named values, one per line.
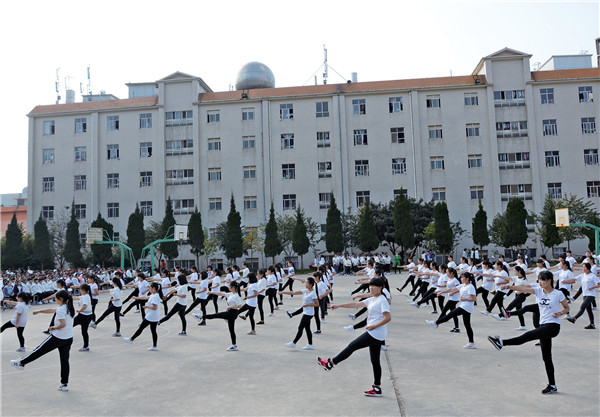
left=0, top=0, right=598, bottom=195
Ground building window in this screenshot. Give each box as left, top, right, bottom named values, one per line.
left=353, top=129, right=368, bottom=145
left=107, top=173, right=120, bottom=189
left=207, top=110, right=220, bottom=123
left=75, top=118, right=87, bottom=133
left=500, top=184, right=533, bottom=201
left=208, top=198, right=222, bottom=212
left=242, top=108, right=255, bottom=121
left=280, top=103, right=293, bottom=120
left=107, top=202, right=120, bottom=218
left=356, top=191, right=370, bottom=207
left=352, top=99, right=366, bottom=115
left=113, top=232, right=120, bottom=241
left=542, top=119, right=558, bottom=136
left=394, top=189, right=408, bottom=199
left=208, top=168, right=221, bottom=181
left=281, top=133, right=295, bottom=149
left=166, top=110, right=193, bottom=126
left=464, top=93, right=478, bottom=106
left=426, top=95, right=441, bottom=108
left=43, top=120, right=55, bottom=135
left=470, top=186, right=484, bottom=200
left=140, top=171, right=153, bottom=187
left=584, top=149, right=599, bottom=165
left=540, top=88, right=554, bottom=104
left=74, top=204, right=86, bottom=220
left=107, top=144, right=120, bottom=160
left=43, top=148, right=55, bottom=164
left=498, top=152, right=530, bottom=169
left=42, top=206, right=54, bottom=221
left=389, top=97, right=404, bottom=113
left=318, top=162, right=332, bottom=178
left=466, top=123, right=480, bottom=137
left=174, top=199, right=194, bottom=215
left=545, top=151, right=560, bottom=167
left=319, top=192, right=332, bottom=209
left=432, top=187, right=446, bottom=201
left=496, top=121, right=528, bottom=138
left=42, top=177, right=54, bottom=192
left=468, top=154, right=483, bottom=168
left=547, top=183, right=562, bottom=199
left=242, top=135, right=255, bottom=149
left=316, top=131, right=331, bottom=148
left=282, top=164, right=296, bottom=179
left=74, top=175, right=87, bottom=191
left=430, top=156, right=445, bottom=170
left=578, top=86, right=593, bottom=103
left=243, top=196, right=257, bottom=210
left=283, top=194, right=296, bottom=211
left=208, top=138, right=221, bottom=151
left=140, top=201, right=153, bottom=217
left=392, top=158, right=407, bottom=174
left=391, top=127, right=405, bottom=143
left=494, top=90, right=525, bottom=107
left=587, top=181, right=600, bottom=197
left=107, top=115, right=119, bottom=131
left=139, top=113, right=152, bottom=128
left=355, top=160, right=369, bottom=176
left=74, top=146, right=87, bottom=162
left=428, top=125, right=443, bottom=139
left=140, top=142, right=152, bottom=157
left=208, top=228, right=217, bottom=238
left=166, top=139, right=193, bottom=155
left=581, top=117, right=596, bottom=134
left=166, top=169, right=194, bottom=185
left=243, top=165, right=257, bottom=179
left=316, top=102, right=329, bottom=117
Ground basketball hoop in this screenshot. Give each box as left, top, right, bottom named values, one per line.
left=174, top=224, right=188, bottom=241
left=554, top=208, right=569, bottom=227
left=87, top=227, right=104, bottom=245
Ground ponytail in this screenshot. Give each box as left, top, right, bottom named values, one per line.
left=112, top=277, right=123, bottom=290
left=151, top=282, right=163, bottom=300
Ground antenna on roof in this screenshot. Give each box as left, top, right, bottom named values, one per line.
left=55, top=68, right=61, bottom=104
left=323, top=44, right=328, bottom=85
left=87, top=65, right=92, bottom=95
left=532, top=62, right=541, bottom=71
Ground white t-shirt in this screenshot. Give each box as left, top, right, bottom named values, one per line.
left=364, top=295, right=390, bottom=341
left=52, top=304, right=74, bottom=339
left=227, top=293, right=242, bottom=308
left=447, top=261, right=457, bottom=269
left=145, top=293, right=161, bottom=322
left=481, top=269, right=495, bottom=291
left=161, top=277, right=171, bottom=296
left=176, top=285, right=188, bottom=306
left=138, top=280, right=150, bottom=297
left=11, top=302, right=29, bottom=326
left=266, top=274, right=277, bottom=290
left=446, top=278, right=460, bottom=302
left=90, top=283, right=99, bottom=300
left=287, top=266, right=295, bottom=277
left=534, top=287, right=565, bottom=325
left=110, top=287, right=123, bottom=307
left=257, top=278, right=267, bottom=295
left=458, top=283, right=476, bottom=313
left=565, top=256, right=576, bottom=269
left=429, top=271, right=439, bottom=289
left=210, top=276, right=221, bottom=291
left=317, top=281, right=329, bottom=300
left=78, top=294, right=93, bottom=315
left=241, top=268, right=250, bottom=283
left=196, top=280, right=209, bottom=300
left=189, top=272, right=198, bottom=289
left=578, top=273, right=600, bottom=297
left=301, top=289, right=317, bottom=316
left=246, top=283, right=258, bottom=307
left=494, top=270, right=509, bottom=293
left=554, top=270, right=574, bottom=291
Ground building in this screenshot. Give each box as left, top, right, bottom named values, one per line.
left=1, top=188, right=28, bottom=237
left=27, top=48, right=600, bottom=267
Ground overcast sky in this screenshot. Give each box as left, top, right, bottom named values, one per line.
left=1, top=0, right=598, bottom=195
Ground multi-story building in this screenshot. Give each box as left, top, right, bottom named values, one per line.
left=27, top=48, right=600, bottom=267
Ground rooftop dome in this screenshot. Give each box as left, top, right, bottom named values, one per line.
left=235, top=62, right=275, bottom=90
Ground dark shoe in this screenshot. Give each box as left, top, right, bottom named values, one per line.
left=239, top=315, right=247, bottom=320
left=198, top=321, right=206, bottom=326
left=566, top=316, right=576, bottom=324
left=316, top=357, right=333, bottom=371
left=42, top=330, right=50, bottom=334
left=584, top=324, right=596, bottom=329
left=487, top=335, right=503, bottom=350
left=450, top=328, right=460, bottom=333
left=364, top=385, right=382, bottom=397
left=257, top=321, right=265, bottom=325
left=541, top=384, right=557, bottom=395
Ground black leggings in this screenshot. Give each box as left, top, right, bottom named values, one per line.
left=161, top=295, right=169, bottom=315
left=91, top=298, right=98, bottom=321
left=237, top=303, right=256, bottom=331
left=122, top=299, right=146, bottom=318
left=257, top=294, right=265, bottom=321
left=511, top=303, right=540, bottom=328
left=573, top=296, right=595, bottom=324
left=73, top=313, right=93, bottom=348
left=95, top=303, right=121, bottom=332
left=204, top=310, right=238, bottom=345
left=436, top=307, right=474, bottom=343
left=208, top=293, right=219, bottom=313
left=417, top=287, right=439, bottom=311
left=413, top=282, right=429, bottom=302
left=131, top=319, right=158, bottom=347
left=293, top=314, right=313, bottom=345
left=398, top=274, right=416, bottom=293
left=476, top=287, right=490, bottom=310
left=332, top=331, right=383, bottom=386
left=187, top=286, right=196, bottom=299
left=438, top=300, right=459, bottom=328
left=159, top=303, right=187, bottom=331
left=185, top=297, right=208, bottom=317
left=1, top=321, right=25, bottom=347
left=506, top=293, right=530, bottom=327
left=20, top=335, right=73, bottom=384
left=352, top=283, right=370, bottom=295
left=502, top=323, right=560, bottom=386
left=282, top=278, right=294, bottom=292
left=319, top=297, right=328, bottom=319
left=122, top=287, right=139, bottom=304
left=266, top=288, right=278, bottom=313
left=572, top=288, right=597, bottom=306
left=487, top=291, right=507, bottom=316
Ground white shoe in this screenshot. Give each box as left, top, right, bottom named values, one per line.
left=268, top=313, right=274, bottom=317
left=463, top=343, right=476, bottom=349
left=515, top=326, right=527, bottom=331
left=89, top=321, right=97, bottom=329
left=409, top=301, right=417, bottom=306
left=491, top=314, right=500, bottom=320
left=10, top=360, right=24, bottom=370
left=134, top=309, right=140, bottom=313
left=302, top=344, right=315, bottom=350
left=147, top=347, right=159, bottom=351
left=426, top=320, right=438, bottom=329
left=381, top=345, right=388, bottom=351
left=123, top=337, right=133, bottom=344
left=348, top=314, right=356, bottom=321
left=57, top=384, right=69, bottom=391
left=285, top=342, right=296, bottom=348
left=480, top=310, right=489, bottom=316
left=16, top=347, right=25, bottom=352
left=347, top=289, right=352, bottom=296
left=344, top=325, right=355, bottom=333
left=226, top=345, right=238, bottom=351
left=112, top=332, right=121, bottom=337
left=193, top=314, right=202, bottom=322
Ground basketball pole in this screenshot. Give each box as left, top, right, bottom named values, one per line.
left=568, top=223, right=600, bottom=257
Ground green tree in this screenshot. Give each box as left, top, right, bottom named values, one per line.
left=263, top=202, right=282, bottom=264
left=292, top=206, right=311, bottom=269
left=581, top=214, right=600, bottom=252
left=3, top=212, right=24, bottom=268
left=325, top=194, right=344, bottom=254
left=64, top=202, right=84, bottom=267
left=372, top=202, right=398, bottom=254
left=244, top=227, right=263, bottom=261
left=422, top=222, right=437, bottom=251
left=33, top=213, right=53, bottom=269
left=489, top=212, right=511, bottom=249
left=126, top=203, right=146, bottom=260
left=357, top=204, right=379, bottom=253
left=159, top=197, right=179, bottom=261
left=472, top=200, right=490, bottom=249
left=409, top=198, right=435, bottom=257
left=394, top=192, right=415, bottom=259
left=433, top=202, right=453, bottom=255
left=537, top=195, right=561, bottom=255
left=203, top=227, right=220, bottom=268
left=556, top=194, right=597, bottom=250
left=90, top=213, right=114, bottom=267
left=505, top=198, right=529, bottom=248
left=225, top=195, right=244, bottom=263
left=188, top=207, right=204, bottom=267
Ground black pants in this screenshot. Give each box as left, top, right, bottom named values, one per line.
left=573, top=296, right=595, bottom=324
left=91, top=298, right=98, bottom=321
left=131, top=319, right=158, bottom=347
left=187, top=286, right=196, bottom=299
left=476, top=287, right=490, bottom=310
left=266, top=288, right=278, bottom=313
left=506, top=293, right=530, bottom=327
left=438, top=300, right=459, bottom=328
left=122, top=299, right=146, bottom=318
left=95, top=303, right=121, bottom=332
left=281, top=278, right=294, bottom=292
left=512, top=303, right=540, bottom=328
left=502, top=323, right=560, bottom=386
left=399, top=274, right=416, bottom=293
left=237, top=303, right=256, bottom=330
left=313, top=305, right=321, bottom=331
left=413, top=282, right=429, bottom=302
left=319, top=297, right=328, bottom=319
left=436, top=307, right=474, bottom=343
left=332, top=331, right=383, bottom=386
left=355, top=307, right=367, bottom=319
left=204, top=310, right=238, bottom=345
left=257, top=295, right=265, bottom=321
left=185, top=297, right=208, bottom=317
left=159, top=303, right=187, bottom=332
left=73, top=313, right=93, bottom=348
left=417, top=287, right=438, bottom=311
left=20, top=335, right=73, bottom=384
left=1, top=321, right=25, bottom=347
left=161, top=295, right=169, bottom=315
left=207, top=293, right=219, bottom=313
left=487, top=291, right=506, bottom=316
left=352, top=283, right=370, bottom=295
left=293, top=314, right=313, bottom=345
left=123, top=287, right=139, bottom=304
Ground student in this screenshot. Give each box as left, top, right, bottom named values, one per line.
left=207, top=269, right=222, bottom=314
left=282, top=277, right=319, bottom=350
left=121, top=273, right=149, bottom=318
left=488, top=271, right=570, bottom=395
left=481, top=261, right=510, bottom=320
left=265, top=266, right=279, bottom=316
left=237, top=273, right=259, bottom=334
left=566, top=262, right=600, bottom=329
left=474, top=261, right=494, bottom=310
left=72, top=284, right=94, bottom=351
left=281, top=261, right=296, bottom=295
left=41, top=279, right=67, bottom=334
left=396, top=258, right=417, bottom=294
left=87, top=275, right=100, bottom=322
left=123, top=282, right=162, bottom=351
left=1, top=292, right=30, bottom=351
left=504, top=266, right=530, bottom=331
left=158, top=274, right=188, bottom=335
left=255, top=268, right=268, bottom=325
left=188, top=271, right=210, bottom=326
left=10, top=290, right=75, bottom=392
left=434, top=267, right=461, bottom=332
left=93, top=277, right=123, bottom=336
left=317, top=277, right=391, bottom=397
left=159, top=269, right=172, bottom=315
left=204, top=282, right=243, bottom=351
left=188, top=266, right=198, bottom=299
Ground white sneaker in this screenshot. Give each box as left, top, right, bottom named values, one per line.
left=112, top=332, right=121, bottom=337
left=268, top=313, right=274, bottom=317
left=147, top=347, right=159, bottom=351
left=426, top=320, right=438, bottom=329
left=302, top=344, right=315, bottom=350
left=515, top=326, right=527, bottom=331
left=226, top=345, right=238, bottom=351
left=284, top=342, right=296, bottom=348
left=134, top=309, right=140, bottom=313
left=89, top=321, right=97, bottom=329
left=463, top=343, right=476, bottom=349
left=409, top=301, right=417, bottom=306
left=10, top=360, right=24, bottom=370
left=344, top=325, right=355, bottom=333
left=57, top=384, right=69, bottom=391
left=16, top=347, right=25, bottom=352
left=123, top=337, right=133, bottom=344
left=193, top=313, right=202, bottom=322
left=491, top=314, right=507, bottom=321
left=347, top=289, right=352, bottom=296
left=380, top=345, right=388, bottom=351
left=348, top=314, right=356, bottom=321
left=480, top=310, right=489, bottom=316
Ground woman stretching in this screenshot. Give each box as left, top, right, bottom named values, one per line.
left=504, top=266, right=530, bottom=331
left=237, top=273, right=259, bottom=335
left=123, top=282, right=162, bottom=351
left=1, top=292, right=30, bottom=352
left=282, top=277, right=318, bottom=350
left=566, top=262, right=600, bottom=329
left=204, top=282, right=243, bottom=351
left=158, top=274, right=188, bottom=335
left=481, top=262, right=510, bottom=319
left=434, top=267, right=461, bottom=332
left=188, top=271, right=210, bottom=326
left=72, top=284, right=94, bottom=352
left=93, top=277, right=123, bottom=336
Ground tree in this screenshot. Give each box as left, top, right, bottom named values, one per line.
left=64, top=202, right=84, bottom=267
left=536, top=195, right=561, bottom=256
left=292, top=206, right=311, bottom=269
left=409, top=198, right=435, bottom=258
left=243, top=227, right=263, bottom=261
left=341, top=207, right=359, bottom=250
left=489, top=212, right=511, bottom=249
left=48, top=206, right=70, bottom=269
left=357, top=204, right=379, bottom=253
left=224, top=195, right=244, bottom=263
left=394, top=192, right=414, bottom=259
left=203, top=228, right=220, bottom=268
left=556, top=194, right=597, bottom=250
left=433, top=202, right=453, bottom=255
left=188, top=207, right=204, bottom=268
left=33, top=214, right=53, bottom=269
left=3, top=212, right=24, bottom=268
left=422, top=222, right=437, bottom=251
left=505, top=198, right=528, bottom=248
left=263, top=203, right=282, bottom=264
left=581, top=214, right=600, bottom=252
left=372, top=202, right=397, bottom=254
left=325, top=194, right=344, bottom=254
left=144, top=220, right=164, bottom=266
left=90, top=213, right=114, bottom=267
left=472, top=200, right=490, bottom=249
left=126, top=204, right=146, bottom=260
left=159, top=197, right=179, bottom=261
left=276, top=213, right=296, bottom=259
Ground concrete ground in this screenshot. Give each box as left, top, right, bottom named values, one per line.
left=1, top=272, right=599, bottom=417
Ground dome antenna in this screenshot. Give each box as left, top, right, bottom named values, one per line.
left=323, top=44, right=328, bottom=85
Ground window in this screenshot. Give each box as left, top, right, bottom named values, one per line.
left=498, top=152, right=530, bottom=169
left=208, top=138, right=221, bottom=151
left=352, top=99, right=366, bottom=115
left=208, top=228, right=218, bottom=238
left=579, top=86, right=593, bottom=103
left=355, top=160, right=369, bottom=176
left=392, top=158, right=407, bottom=174
left=542, top=120, right=558, bottom=136
left=540, top=88, right=554, bottom=104
left=280, top=103, right=293, bottom=120
left=547, top=183, right=562, bottom=199
left=464, top=93, right=479, bottom=106
left=208, top=168, right=221, bottom=181
left=208, top=198, right=222, bottom=211
left=207, top=110, right=220, bottom=123
left=494, top=90, right=525, bottom=107
left=166, top=169, right=194, bottom=185
left=394, top=189, right=408, bottom=199
left=584, top=149, right=599, bottom=165
left=353, top=129, right=368, bottom=145
left=75, top=118, right=87, bottom=133
left=500, top=184, right=533, bottom=201
left=320, top=224, right=327, bottom=236
left=282, top=164, right=295, bottom=179
left=496, top=121, right=528, bottom=138
left=468, top=154, right=483, bottom=168
left=107, top=173, right=120, bottom=189
left=389, top=97, right=404, bottom=113
left=243, top=166, right=257, bottom=179
left=242, top=108, right=255, bottom=121
left=426, top=95, right=441, bottom=108
left=356, top=191, right=370, bottom=207
left=140, top=171, right=153, bottom=187
left=42, top=206, right=54, bottom=221
left=166, top=139, right=193, bottom=155
left=107, top=115, right=119, bottom=130
left=140, top=142, right=152, bottom=157
left=466, top=123, right=480, bottom=137
left=107, top=144, right=119, bottom=160
left=316, top=131, right=331, bottom=148
left=42, top=177, right=54, bottom=192
left=316, top=102, right=329, bottom=117
left=43, top=148, right=55, bottom=164
left=319, top=192, right=332, bottom=209
left=166, top=110, right=193, bottom=126
left=318, top=162, right=332, bottom=178
left=43, top=120, right=55, bottom=135
left=430, top=156, right=445, bottom=170
left=140, top=201, right=153, bottom=217
left=283, top=194, right=296, bottom=211
left=74, top=146, right=87, bottom=162
left=74, top=175, right=87, bottom=191
left=587, top=181, right=600, bottom=197
left=107, top=202, right=120, bottom=218
left=113, top=232, right=120, bottom=241
left=432, top=187, right=446, bottom=201
left=545, top=151, right=560, bottom=167
left=428, top=125, right=443, bottom=139
left=470, top=186, right=484, bottom=200
left=242, top=136, right=255, bottom=149
left=139, top=113, right=152, bottom=128
left=174, top=199, right=194, bottom=215
left=391, top=127, right=405, bottom=143
left=74, top=204, right=86, bottom=220
left=581, top=117, right=596, bottom=134
left=281, top=133, right=294, bottom=149
left=243, top=196, right=257, bottom=210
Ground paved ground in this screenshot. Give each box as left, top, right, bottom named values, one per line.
left=1, top=272, right=599, bottom=416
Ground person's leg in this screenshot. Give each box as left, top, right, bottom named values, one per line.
left=149, top=322, right=158, bottom=347
left=184, top=298, right=200, bottom=315
left=114, top=306, right=121, bottom=333
left=291, top=307, right=303, bottom=317
left=303, top=315, right=313, bottom=345
left=501, top=323, right=560, bottom=347
left=461, top=311, right=474, bottom=343
left=331, top=331, right=375, bottom=365
left=540, top=337, right=556, bottom=386
left=178, top=306, right=187, bottom=332
left=162, top=297, right=169, bottom=315
left=257, top=295, right=265, bottom=321
left=437, top=295, right=445, bottom=311
left=313, top=306, right=321, bottom=331
left=476, top=287, right=490, bottom=310
left=573, top=296, right=594, bottom=321
left=436, top=307, right=461, bottom=326
left=80, top=316, right=91, bottom=348
left=320, top=298, right=327, bottom=319
left=572, top=287, right=582, bottom=300
left=355, top=307, right=368, bottom=319
left=159, top=304, right=180, bottom=323
left=353, top=317, right=368, bottom=330
left=57, top=338, right=73, bottom=385
left=16, top=326, right=25, bottom=348
left=248, top=306, right=256, bottom=330
left=1, top=320, right=15, bottom=332
left=95, top=303, right=115, bottom=325
left=91, top=298, right=98, bottom=321
left=227, top=318, right=237, bottom=345
left=368, top=340, right=382, bottom=386
left=130, top=319, right=151, bottom=341
left=19, top=335, right=60, bottom=366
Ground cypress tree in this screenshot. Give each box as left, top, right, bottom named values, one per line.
left=433, top=202, right=453, bottom=255
left=188, top=206, right=205, bottom=267
left=64, top=202, right=84, bottom=267
left=358, top=204, right=379, bottom=253
left=264, top=202, right=282, bottom=264
left=325, top=194, right=344, bottom=254
left=225, top=195, right=244, bottom=263
left=126, top=203, right=146, bottom=259
left=159, top=197, right=179, bottom=261
left=539, top=195, right=561, bottom=251
left=393, top=192, right=414, bottom=256
left=292, top=206, right=311, bottom=269
left=505, top=198, right=529, bottom=247
left=3, top=212, right=25, bottom=268
left=91, top=213, right=114, bottom=267
left=472, top=200, right=490, bottom=249
left=33, top=213, right=53, bottom=269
